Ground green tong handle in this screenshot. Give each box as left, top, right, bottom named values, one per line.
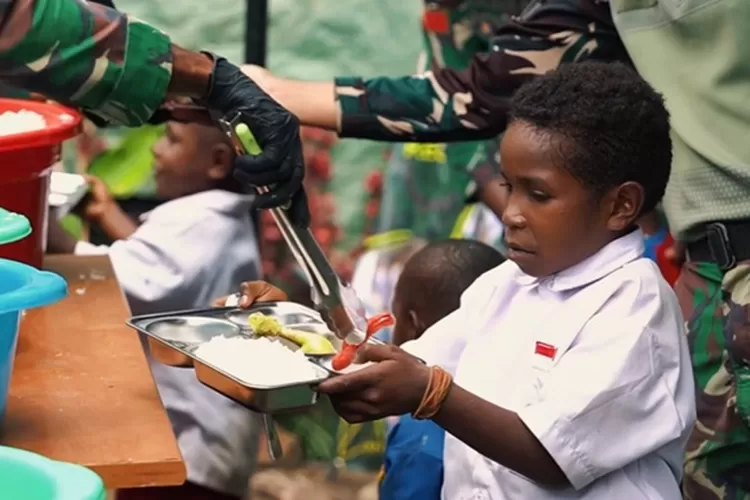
left=234, top=123, right=263, bottom=155
left=233, top=122, right=292, bottom=210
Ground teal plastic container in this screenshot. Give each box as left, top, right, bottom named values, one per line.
left=0, top=208, right=31, bottom=246
left=0, top=446, right=105, bottom=499
left=0, top=208, right=67, bottom=418
left=0, top=258, right=67, bottom=417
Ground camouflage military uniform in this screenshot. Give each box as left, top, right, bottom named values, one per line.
left=334, top=0, right=629, bottom=142
left=375, top=0, right=528, bottom=241
left=0, top=0, right=172, bottom=127
left=335, top=1, right=750, bottom=498
left=675, top=260, right=750, bottom=500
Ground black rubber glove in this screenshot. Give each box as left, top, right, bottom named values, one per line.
left=202, top=54, right=309, bottom=226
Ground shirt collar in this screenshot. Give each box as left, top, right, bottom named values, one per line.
left=139, top=190, right=254, bottom=223
left=513, top=229, right=645, bottom=292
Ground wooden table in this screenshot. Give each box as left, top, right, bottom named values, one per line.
left=1, top=255, right=186, bottom=489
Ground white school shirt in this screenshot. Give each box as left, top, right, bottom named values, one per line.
left=403, top=230, right=696, bottom=500
left=76, top=189, right=262, bottom=496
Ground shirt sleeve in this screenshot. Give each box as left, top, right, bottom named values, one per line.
left=334, top=0, right=630, bottom=142
left=106, top=220, right=200, bottom=311
left=401, top=307, right=469, bottom=376
left=0, top=0, right=173, bottom=127
left=516, top=274, right=694, bottom=490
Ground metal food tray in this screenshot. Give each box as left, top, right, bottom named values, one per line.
left=127, top=302, right=340, bottom=414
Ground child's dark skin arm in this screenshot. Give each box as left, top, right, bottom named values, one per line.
left=319, top=346, right=570, bottom=489
left=433, top=384, right=570, bottom=488
left=46, top=205, right=137, bottom=254
left=93, top=205, right=138, bottom=241
left=83, top=175, right=138, bottom=242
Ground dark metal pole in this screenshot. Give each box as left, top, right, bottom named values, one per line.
left=245, top=0, right=268, bottom=66
left=245, top=0, right=269, bottom=245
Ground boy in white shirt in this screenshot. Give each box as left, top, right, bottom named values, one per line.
left=48, top=121, right=261, bottom=500
left=315, top=62, right=697, bottom=499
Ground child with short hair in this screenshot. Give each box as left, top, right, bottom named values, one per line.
left=48, top=121, right=262, bottom=500
left=314, top=61, right=696, bottom=499
left=382, top=239, right=505, bottom=499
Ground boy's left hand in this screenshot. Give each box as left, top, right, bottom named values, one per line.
left=317, top=344, right=431, bottom=424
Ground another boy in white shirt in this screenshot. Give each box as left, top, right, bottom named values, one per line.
left=316, top=62, right=697, bottom=499
left=48, top=121, right=261, bottom=500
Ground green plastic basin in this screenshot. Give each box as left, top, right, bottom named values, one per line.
left=0, top=446, right=104, bottom=500
left=0, top=208, right=31, bottom=246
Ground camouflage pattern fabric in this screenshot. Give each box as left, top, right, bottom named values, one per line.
left=676, top=260, right=750, bottom=500
left=0, top=0, right=172, bottom=127
left=374, top=0, right=531, bottom=242
left=334, top=0, right=630, bottom=143
left=374, top=0, right=523, bottom=241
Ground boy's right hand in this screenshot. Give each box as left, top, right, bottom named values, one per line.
left=212, top=281, right=289, bottom=308
left=81, top=175, right=116, bottom=222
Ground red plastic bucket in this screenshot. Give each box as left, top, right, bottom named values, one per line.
left=0, top=99, right=81, bottom=268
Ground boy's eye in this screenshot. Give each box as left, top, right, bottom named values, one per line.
left=529, top=190, right=550, bottom=202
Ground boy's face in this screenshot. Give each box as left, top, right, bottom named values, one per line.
left=499, top=121, right=642, bottom=277
left=151, top=121, right=232, bottom=200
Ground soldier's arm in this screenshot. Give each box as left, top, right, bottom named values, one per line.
left=0, top=0, right=213, bottom=127
left=251, top=0, right=630, bottom=142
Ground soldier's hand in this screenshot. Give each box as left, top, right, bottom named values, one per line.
left=202, top=54, right=309, bottom=226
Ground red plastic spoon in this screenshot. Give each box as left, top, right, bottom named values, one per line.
left=331, top=312, right=394, bottom=371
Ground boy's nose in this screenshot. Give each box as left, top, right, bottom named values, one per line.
left=151, top=142, right=163, bottom=160
left=501, top=201, right=525, bottom=229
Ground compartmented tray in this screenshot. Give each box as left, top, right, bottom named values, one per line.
left=127, top=302, right=374, bottom=414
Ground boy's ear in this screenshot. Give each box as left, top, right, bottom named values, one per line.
left=410, top=309, right=426, bottom=337
left=207, top=143, right=234, bottom=181
left=606, top=181, right=644, bottom=232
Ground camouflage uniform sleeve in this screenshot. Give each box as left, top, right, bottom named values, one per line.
left=335, top=0, right=631, bottom=143
left=0, top=0, right=172, bottom=127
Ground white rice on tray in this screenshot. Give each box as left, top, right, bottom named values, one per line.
left=0, top=110, right=46, bottom=136
left=194, top=336, right=323, bottom=386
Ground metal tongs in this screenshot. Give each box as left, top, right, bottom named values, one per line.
left=217, top=112, right=369, bottom=346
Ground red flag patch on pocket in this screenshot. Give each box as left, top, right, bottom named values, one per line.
left=534, top=341, right=557, bottom=359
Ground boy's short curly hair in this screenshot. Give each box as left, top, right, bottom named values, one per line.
left=508, top=61, right=672, bottom=215
left=398, top=239, right=505, bottom=326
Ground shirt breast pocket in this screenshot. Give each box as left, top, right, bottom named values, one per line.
left=522, top=356, right=553, bottom=407
left=521, top=283, right=616, bottom=407
left=522, top=322, right=593, bottom=407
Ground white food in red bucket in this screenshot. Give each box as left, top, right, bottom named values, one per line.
left=195, top=336, right=322, bottom=386
left=0, top=110, right=46, bottom=136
